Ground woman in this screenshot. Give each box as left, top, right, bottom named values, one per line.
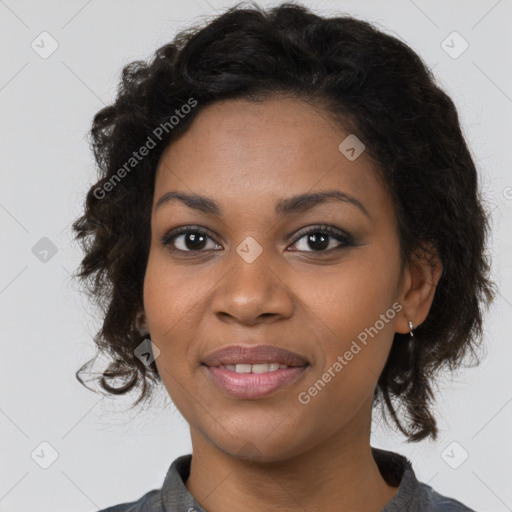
left=72, top=2, right=496, bottom=511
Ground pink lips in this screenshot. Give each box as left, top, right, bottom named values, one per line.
left=202, top=344, right=309, bottom=399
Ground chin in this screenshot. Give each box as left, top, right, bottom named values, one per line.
left=204, top=425, right=308, bottom=464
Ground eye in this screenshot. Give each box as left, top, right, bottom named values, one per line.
left=160, top=224, right=355, bottom=255
left=289, top=225, right=355, bottom=253
left=161, top=226, right=222, bottom=252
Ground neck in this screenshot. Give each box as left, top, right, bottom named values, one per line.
left=185, top=403, right=399, bottom=512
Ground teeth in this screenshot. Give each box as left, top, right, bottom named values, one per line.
left=222, top=363, right=289, bottom=373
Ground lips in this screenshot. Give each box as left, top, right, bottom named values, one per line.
left=202, top=344, right=309, bottom=368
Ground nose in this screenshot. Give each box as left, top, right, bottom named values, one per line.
left=210, top=244, right=294, bottom=325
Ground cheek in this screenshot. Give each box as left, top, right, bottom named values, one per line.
left=294, top=251, right=399, bottom=394
left=294, top=250, right=399, bottom=338
left=143, top=259, right=201, bottom=419
left=143, top=249, right=211, bottom=334
left=142, top=251, right=225, bottom=392
left=142, top=254, right=199, bottom=377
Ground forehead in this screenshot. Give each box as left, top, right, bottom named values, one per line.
left=154, top=97, right=391, bottom=220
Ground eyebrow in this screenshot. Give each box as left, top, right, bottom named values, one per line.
left=154, top=189, right=370, bottom=219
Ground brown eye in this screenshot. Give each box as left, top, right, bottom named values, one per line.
left=161, top=227, right=222, bottom=252
left=289, top=225, right=355, bottom=253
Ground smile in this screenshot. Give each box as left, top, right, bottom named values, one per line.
left=203, top=364, right=309, bottom=399
left=221, top=363, right=289, bottom=373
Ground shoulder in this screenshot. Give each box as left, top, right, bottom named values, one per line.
left=372, top=447, right=475, bottom=512
left=94, top=454, right=196, bottom=512
left=412, top=481, right=476, bottom=511
left=96, top=489, right=162, bottom=511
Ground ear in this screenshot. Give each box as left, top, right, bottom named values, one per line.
left=135, top=309, right=149, bottom=335
left=395, top=244, right=443, bottom=334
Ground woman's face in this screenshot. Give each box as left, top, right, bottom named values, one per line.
left=143, top=97, right=411, bottom=461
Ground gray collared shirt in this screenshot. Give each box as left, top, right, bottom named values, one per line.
left=97, top=447, right=475, bottom=511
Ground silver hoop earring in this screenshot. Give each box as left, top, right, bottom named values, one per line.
left=408, top=321, right=414, bottom=338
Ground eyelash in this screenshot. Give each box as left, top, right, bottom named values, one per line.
left=160, top=224, right=355, bottom=255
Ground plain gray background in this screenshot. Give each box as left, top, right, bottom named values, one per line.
left=0, top=0, right=511, bottom=511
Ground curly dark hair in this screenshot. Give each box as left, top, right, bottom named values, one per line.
left=72, top=1, right=496, bottom=442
